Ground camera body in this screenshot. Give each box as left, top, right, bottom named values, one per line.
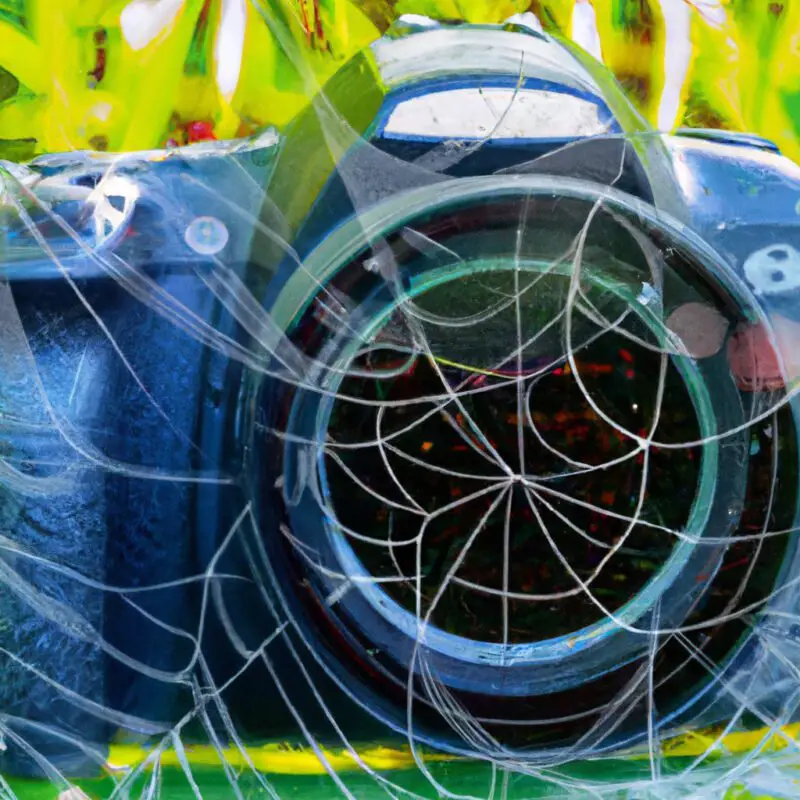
left=2, top=17, right=800, bottom=778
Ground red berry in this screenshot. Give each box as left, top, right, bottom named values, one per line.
left=186, top=121, right=216, bottom=143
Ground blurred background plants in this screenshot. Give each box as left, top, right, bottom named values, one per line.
left=1, top=0, right=800, bottom=162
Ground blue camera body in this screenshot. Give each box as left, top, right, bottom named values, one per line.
left=2, top=18, right=800, bottom=778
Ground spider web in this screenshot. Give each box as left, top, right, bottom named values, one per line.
left=1, top=4, right=800, bottom=800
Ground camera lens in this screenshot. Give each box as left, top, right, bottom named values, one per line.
left=262, top=178, right=798, bottom=756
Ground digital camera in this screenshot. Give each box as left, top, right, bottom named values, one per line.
left=2, top=15, right=800, bottom=780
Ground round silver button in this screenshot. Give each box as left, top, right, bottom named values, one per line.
left=185, top=216, right=229, bottom=256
